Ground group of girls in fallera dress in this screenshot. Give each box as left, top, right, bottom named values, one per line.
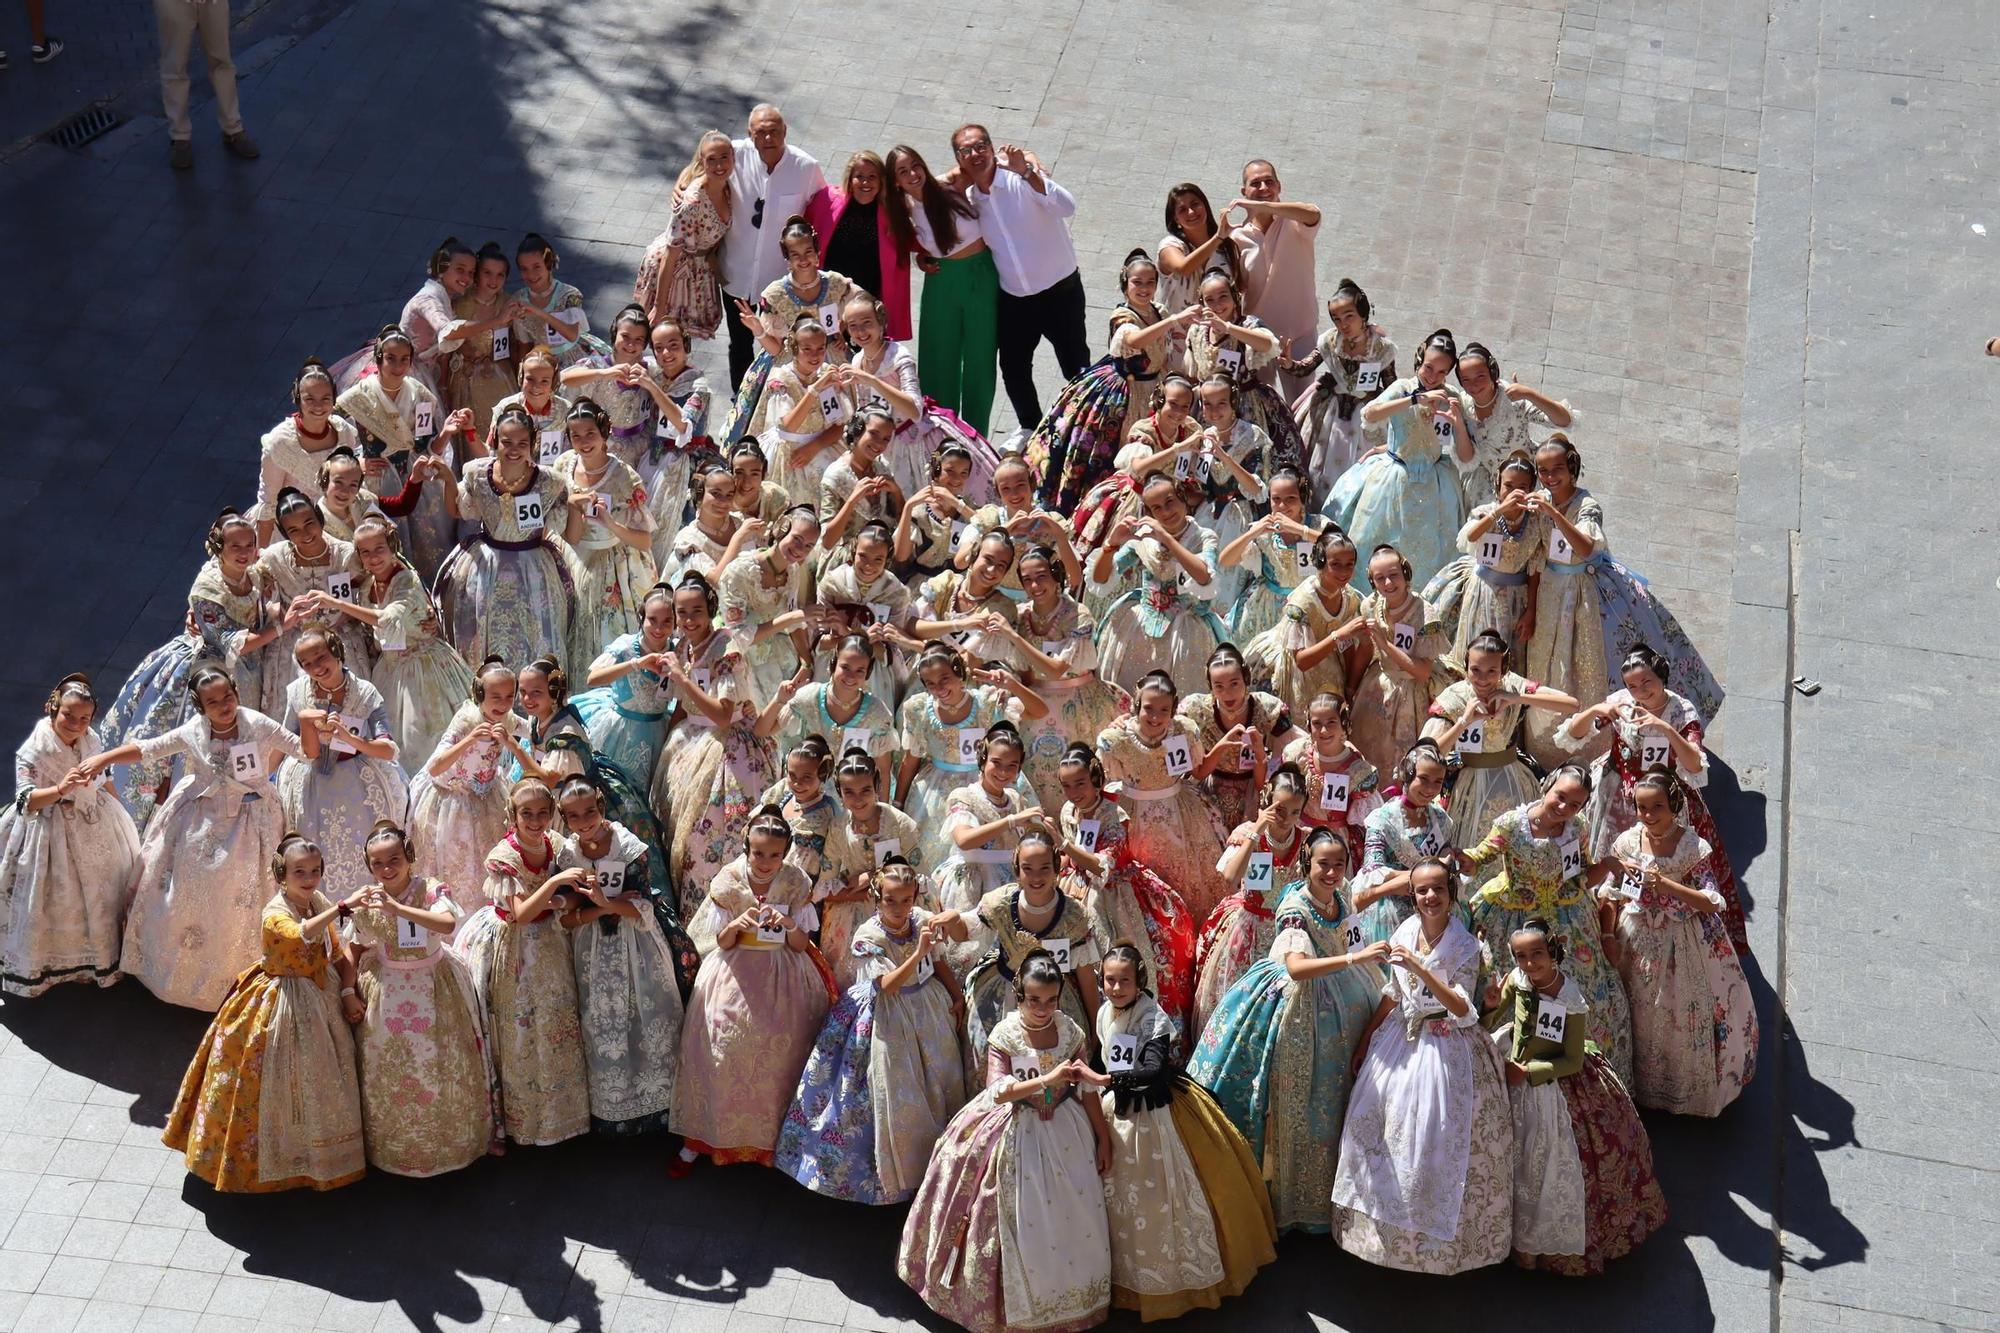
left=0, top=123, right=1753, bottom=1330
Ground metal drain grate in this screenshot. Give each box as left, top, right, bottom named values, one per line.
left=45, top=102, right=122, bottom=151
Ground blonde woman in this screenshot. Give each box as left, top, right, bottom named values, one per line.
left=636, top=130, right=733, bottom=339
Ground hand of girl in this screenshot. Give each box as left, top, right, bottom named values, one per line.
left=341, top=993, right=366, bottom=1025
left=733, top=298, right=761, bottom=333
left=1481, top=972, right=1504, bottom=1009
left=1348, top=939, right=1391, bottom=966
left=446, top=407, right=475, bottom=437
left=1505, top=1060, right=1529, bottom=1086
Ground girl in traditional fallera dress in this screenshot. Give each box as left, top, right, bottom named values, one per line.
left=1242, top=524, right=1364, bottom=717
left=253, top=359, right=364, bottom=545
left=1423, top=629, right=1578, bottom=890
left=571, top=582, right=676, bottom=790
left=483, top=347, right=572, bottom=463
left=933, top=722, right=1039, bottom=980
left=447, top=242, right=524, bottom=437
left=1453, top=342, right=1577, bottom=511
left=259, top=488, right=372, bottom=716
left=777, top=858, right=971, bottom=1204
left=1218, top=467, right=1324, bottom=644
left=0, top=676, right=141, bottom=997
left=1281, top=692, right=1383, bottom=863
left=726, top=216, right=861, bottom=449
left=778, top=633, right=901, bottom=777
left=335, top=326, right=469, bottom=583
left=1177, top=643, right=1302, bottom=833
left=1094, top=672, right=1232, bottom=922
left=1286, top=279, right=1398, bottom=494
left=552, top=397, right=659, bottom=673
left=1056, top=743, right=1196, bottom=1036
left=894, top=442, right=977, bottom=585
left=1091, top=472, right=1227, bottom=698
left=1484, top=917, right=1667, bottom=1274
left=553, top=776, right=683, bottom=1135
left=314, top=448, right=393, bottom=544
left=1351, top=741, right=1456, bottom=945
left=1602, top=769, right=1757, bottom=1116
left=955, top=456, right=1084, bottom=606
left=101, top=511, right=281, bottom=832
left=639, top=319, right=717, bottom=547
left=671, top=805, right=836, bottom=1173
left=816, top=521, right=912, bottom=706
left=163, top=836, right=366, bottom=1193
left=962, top=828, right=1104, bottom=1057
left=658, top=462, right=746, bottom=587
left=453, top=778, right=591, bottom=1147
left=816, top=750, right=928, bottom=990
left=761, top=735, right=839, bottom=888
left=839, top=291, right=1002, bottom=506
left=1184, top=271, right=1305, bottom=474
left=512, top=233, right=602, bottom=370
left=277, top=629, right=410, bottom=899
left=435, top=406, right=581, bottom=675
left=1423, top=458, right=1542, bottom=673
left=1191, top=765, right=1310, bottom=1040
left=1346, top=543, right=1448, bottom=778
left=895, top=644, right=1041, bottom=866
left=560, top=306, right=682, bottom=472
left=1463, top=764, right=1636, bottom=1087
left=1332, top=858, right=1514, bottom=1272
left=1006, top=543, right=1132, bottom=812
left=897, top=951, right=1114, bottom=1333
left=1332, top=328, right=1477, bottom=591
left=1028, top=250, right=1191, bottom=513
left=1562, top=643, right=1750, bottom=952
left=346, top=821, right=495, bottom=1176
left=1189, top=827, right=1386, bottom=1235
left=342, top=516, right=474, bottom=768
left=727, top=441, right=792, bottom=528
left=84, top=666, right=306, bottom=1010
left=410, top=659, right=534, bottom=917
left=911, top=530, right=1029, bottom=675
left=717, top=505, right=822, bottom=708
left=1087, top=945, right=1277, bottom=1318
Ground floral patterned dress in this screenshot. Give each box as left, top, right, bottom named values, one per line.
left=718, top=549, right=813, bottom=708
left=672, top=859, right=835, bottom=1163
left=1465, top=804, right=1635, bottom=1086
left=162, top=893, right=366, bottom=1192
left=636, top=188, right=728, bottom=340
left=570, top=633, right=675, bottom=792
left=348, top=877, right=495, bottom=1175
left=1013, top=593, right=1131, bottom=813
left=963, top=884, right=1102, bottom=1058
left=650, top=638, right=777, bottom=920
left=552, top=451, right=658, bottom=672
left=1061, top=799, right=1196, bottom=1037
left=1421, top=500, right=1542, bottom=675
left=364, top=565, right=476, bottom=771
left=897, top=1011, right=1111, bottom=1333
left=276, top=671, right=411, bottom=900
left=1091, top=520, right=1228, bottom=698
left=1347, top=591, right=1448, bottom=778
left=895, top=685, right=1025, bottom=869
left=1292, top=325, right=1397, bottom=488
left=1485, top=967, right=1667, bottom=1274
left=434, top=460, right=581, bottom=675
left=1282, top=737, right=1383, bottom=863
left=511, top=280, right=601, bottom=369
left=1188, top=824, right=1307, bottom=1042
left=452, top=832, right=591, bottom=1147
left=775, top=906, right=970, bottom=1204
left=812, top=805, right=932, bottom=988
left=1188, top=883, right=1383, bottom=1233
left=1523, top=489, right=1610, bottom=769
left=1324, top=375, right=1475, bottom=591
left=1569, top=686, right=1748, bottom=953
left=1422, top=674, right=1543, bottom=892
left=408, top=703, right=525, bottom=918
left=253, top=535, right=373, bottom=718
left=556, top=822, right=684, bottom=1133
left=1332, top=913, right=1513, bottom=1272
left=1095, top=715, right=1232, bottom=921
left=1352, top=796, right=1457, bottom=945
left=1610, top=825, right=1757, bottom=1116
left=1242, top=576, right=1363, bottom=718
left=1177, top=690, right=1294, bottom=832
left=932, top=783, right=1027, bottom=983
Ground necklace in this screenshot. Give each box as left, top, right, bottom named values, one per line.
left=295, top=414, right=333, bottom=442
left=1019, top=1011, right=1055, bottom=1032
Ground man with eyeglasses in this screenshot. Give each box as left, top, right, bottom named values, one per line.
left=947, top=124, right=1089, bottom=448
left=720, top=104, right=827, bottom=385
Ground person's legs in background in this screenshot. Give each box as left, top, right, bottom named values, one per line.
left=154, top=0, right=199, bottom=165
left=917, top=269, right=966, bottom=427
left=1045, top=269, right=1090, bottom=381
left=725, top=294, right=755, bottom=386
left=194, top=0, right=254, bottom=156
left=957, top=251, right=1000, bottom=439
left=996, top=288, right=1043, bottom=435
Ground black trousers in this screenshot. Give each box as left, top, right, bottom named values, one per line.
left=996, top=268, right=1089, bottom=431
left=725, top=291, right=756, bottom=387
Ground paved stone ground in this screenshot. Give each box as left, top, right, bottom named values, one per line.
left=0, top=0, right=1989, bottom=1328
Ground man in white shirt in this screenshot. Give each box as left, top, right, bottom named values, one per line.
left=950, top=124, right=1089, bottom=439
left=1229, top=159, right=1322, bottom=400
left=720, top=104, right=828, bottom=385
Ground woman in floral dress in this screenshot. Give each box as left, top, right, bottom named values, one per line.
left=1332, top=859, right=1514, bottom=1272
left=162, top=836, right=365, bottom=1193
left=81, top=667, right=304, bottom=1011
left=347, top=822, right=494, bottom=1176
left=1463, top=765, right=1635, bottom=1087
left=776, top=860, right=969, bottom=1204
left=671, top=807, right=836, bottom=1172
left=335, top=328, right=465, bottom=583
left=1561, top=643, right=1749, bottom=952
left=640, top=320, right=718, bottom=549
left=1604, top=770, right=1757, bottom=1116
left=897, top=952, right=1113, bottom=1333
left=1485, top=916, right=1666, bottom=1274
left=1188, top=828, right=1386, bottom=1235
left=552, top=397, right=658, bottom=672
left=1095, top=672, right=1233, bottom=922
left=778, top=633, right=901, bottom=777
left=0, top=676, right=142, bottom=997
left=636, top=130, right=731, bottom=338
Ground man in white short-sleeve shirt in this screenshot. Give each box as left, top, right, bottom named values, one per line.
left=720, top=104, right=828, bottom=385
